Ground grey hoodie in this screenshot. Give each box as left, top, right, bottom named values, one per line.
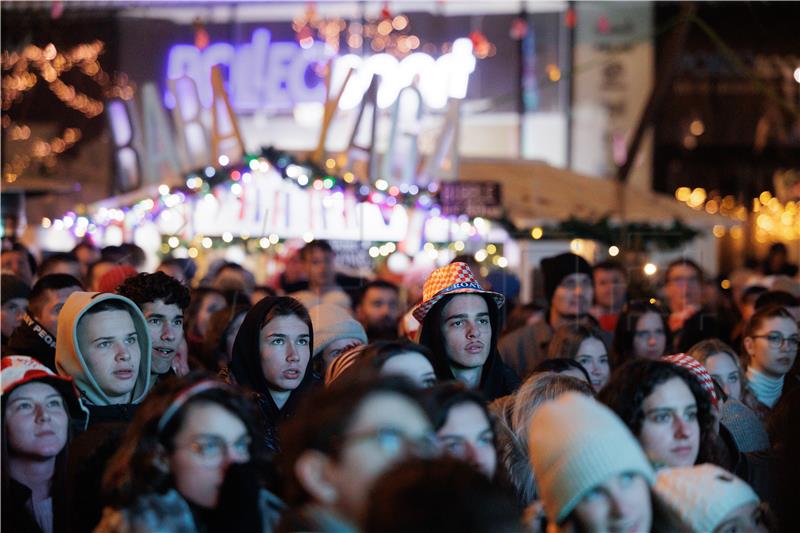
left=55, top=292, right=151, bottom=406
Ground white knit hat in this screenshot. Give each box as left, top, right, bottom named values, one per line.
left=654, top=464, right=759, bottom=532
left=528, top=393, right=655, bottom=525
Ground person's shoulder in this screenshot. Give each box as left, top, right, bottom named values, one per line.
left=95, top=490, right=197, bottom=533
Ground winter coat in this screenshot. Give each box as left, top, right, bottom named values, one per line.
left=5, top=311, right=57, bottom=369
left=93, top=488, right=284, bottom=533
left=230, top=297, right=320, bottom=453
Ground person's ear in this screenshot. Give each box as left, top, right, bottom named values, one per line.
left=295, top=450, right=338, bottom=504
left=743, top=336, right=755, bottom=357
left=153, top=443, right=170, bottom=475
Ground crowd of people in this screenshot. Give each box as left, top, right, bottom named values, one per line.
left=1, top=237, right=798, bottom=533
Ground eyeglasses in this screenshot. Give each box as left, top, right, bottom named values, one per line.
left=751, top=331, right=800, bottom=351
left=176, top=435, right=251, bottom=467
left=341, top=427, right=439, bottom=457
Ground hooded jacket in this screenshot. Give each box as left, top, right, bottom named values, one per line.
left=55, top=292, right=151, bottom=412
left=230, top=297, right=320, bottom=453
left=5, top=311, right=57, bottom=369
left=418, top=293, right=520, bottom=401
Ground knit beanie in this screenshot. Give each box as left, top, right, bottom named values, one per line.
left=309, top=303, right=367, bottom=357
left=540, top=253, right=592, bottom=305
left=1, top=274, right=30, bottom=304
left=662, top=353, right=718, bottom=408
left=654, top=464, right=759, bottom=532
left=97, top=264, right=138, bottom=293
left=528, top=393, right=654, bottom=525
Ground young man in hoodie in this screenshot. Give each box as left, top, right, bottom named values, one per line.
left=116, top=271, right=191, bottom=384
left=55, top=291, right=152, bottom=532
left=415, top=263, right=519, bottom=401
left=6, top=273, right=83, bottom=369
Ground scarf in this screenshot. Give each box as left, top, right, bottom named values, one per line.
left=746, top=366, right=783, bottom=408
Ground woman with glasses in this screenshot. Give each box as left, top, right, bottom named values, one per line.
left=742, top=305, right=799, bottom=412
left=97, top=372, right=283, bottom=532
left=230, top=296, right=319, bottom=453
left=613, top=301, right=672, bottom=366
left=425, top=383, right=498, bottom=479
left=279, top=376, right=434, bottom=532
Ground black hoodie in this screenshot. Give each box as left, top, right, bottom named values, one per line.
left=5, top=311, right=57, bottom=369
left=418, top=294, right=520, bottom=402
left=230, top=297, right=320, bottom=453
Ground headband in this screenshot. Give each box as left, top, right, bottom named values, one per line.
left=157, top=380, right=228, bottom=432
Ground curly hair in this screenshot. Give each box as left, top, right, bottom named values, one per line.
left=116, top=271, right=190, bottom=310
left=597, top=359, right=720, bottom=466
left=101, top=372, right=265, bottom=507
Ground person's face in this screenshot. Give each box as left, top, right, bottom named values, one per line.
left=632, top=312, right=667, bottom=360
left=143, top=299, right=184, bottom=375
left=744, top=317, right=798, bottom=379
left=328, top=392, right=432, bottom=520
left=713, top=501, right=768, bottom=533
left=38, top=285, right=81, bottom=335
left=437, top=402, right=496, bottom=478
left=379, top=351, right=436, bottom=388
left=306, top=248, right=335, bottom=288
left=196, top=293, right=226, bottom=337
left=440, top=294, right=491, bottom=369
left=665, top=264, right=702, bottom=312
left=575, top=337, right=610, bottom=392
left=4, top=382, right=69, bottom=459
left=43, top=260, right=82, bottom=281
left=169, top=402, right=251, bottom=509
left=705, top=353, right=742, bottom=401
left=552, top=273, right=593, bottom=317
left=77, top=309, right=141, bottom=404
left=357, top=288, right=400, bottom=330
left=224, top=312, right=247, bottom=362
left=157, top=264, right=186, bottom=284
left=259, top=314, right=310, bottom=391
left=1, top=251, right=32, bottom=284
left=1, top=297, right=28, bottom=337
left=594, top=269, right=627, bottom=311
left=639, top=377, right=699, bottom=467
left=321, top=337, right=364, bottom=370
left=570, top=473, right=652, bottom=533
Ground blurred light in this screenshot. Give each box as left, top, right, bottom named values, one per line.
left=486, top=244, right=497, bottom=255
left=759, top=191, right=771, bottom=205
left=643, top=263, right=657, bottom=276
left=497, top=256, right=509, bottom=268
left=474, top=249, right=488, bottom=262
left=721, top=279, right=731, bottom=290
left=649, top=298, right=657, bottom=304
left=286, top=164, right=302, bottom=178
left=231, top=183, right=243, bottom=196
left=369, top=246, right=380, bottom=258
left=188, top=247, right=199, bottom=258
left=303, top=232, right=314, bottom=243
left=705, top=199, right=719, bottom=214
left=531, top=227, right=543, bottom=239
left=608, top=245, right=620, bottom=257
left=794, top=67, right=800, bottom=83
left=687, top=188, right=707, bottom=208
left=202, top=237, right=213, bottom=248
left=259, top=237, right=270, bottom=249
left=222, top=232, right=233, bottom=243
left=689, top=119, right=705, bottom=136
left=683, top=135, right=697, bottom=150
left=454, top=240, right=465, bottom=252
left=41, top=217, right=52, bottom=228
left=547, top=64, right=561, bottom=82
left=158, top=184, right=170, bottom=196
left=375, top=179, right=389, bottom=191
left=218, top=155, right=230, bottom=166
left=168, top=236, right=180, bottom=248
left=297, top=175, right=309, bottom=186
left=204, top=166, right=216, bottom=178
left=343, top=172, right=355, bottom=183
left=675, top=187, right=691, bottom=202
left=713, top=225, right=726, bottom=238
left=269, top=233, right=279, bottom=244
left=325, top=158, right=336, bottom=169
left=730, top=226, right=744, bottom=239
left=570, top=239, right=583, bottom=253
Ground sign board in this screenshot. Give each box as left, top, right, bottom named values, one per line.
left=439, top=181, right=502, bottom=218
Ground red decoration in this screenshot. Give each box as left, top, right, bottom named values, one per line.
left=597, top=15, right=611, bottom=34
left=381, top=1, right=392, bottom=20
left=193, top=18, right=210, bottom=50
left=565, top=8, right=577, bottom=29
left=510, top=17, right=528, bottom=40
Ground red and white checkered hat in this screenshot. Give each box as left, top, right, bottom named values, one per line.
left=412, top=262, right=505, bottom=322
left=1, top=355, right=87, bottom=421
left=662, top=353, right=719, bottom=408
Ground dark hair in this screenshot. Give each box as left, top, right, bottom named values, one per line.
left=418, top=293, right=500, bottom=372
left=425, top=382, right=493, bottom=434
left=252, top=285, right=277, bottom=300
left=597, top=359, right=719, bottom=465
left=547, top=324, right=609, bottom=362
left=258, top=296, right=311, bottom=333
left=201, top=303, right=252, bottom=370
left=613, top=300, right=671, bottom=365
left=71, top=240, right=98, bottom=254
left=665, top=259, right=703, bottom=284
left=86, top=260, right=115, bottom=286
left=754, top=290, right=799, bottom=312
left=116, top=272, right=191, bottom=310
left=279, top=376, right=425, bottom=506
left=363, top=457, right=520, bottom=533
left=1, top=243, right=37, bottom=276
left=103, top=243, right=145, bottom=269
left=593, top=259, right=625, bottom=274
left=353, top=340, right=442, bottom=381
left=530, top=358, right=591, bottom=383
left=741, top=285, right=768, bottom=305
left=38, top=252, right=80, bottom=277
left=28, top=274, right=83, bottom=317
left=355, top=280, right=399, bottom=308
left=184, top=288, right=226, bottom=338
left=299, top=239, right=333, bottom=260
left=102, top=372, right=265, bottom=506
left=158, top=257, right=197, bottom=283
left=742, top=305, right=796, bottom=367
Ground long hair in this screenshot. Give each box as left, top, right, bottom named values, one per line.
left=598, top=359, right=721, bottom=466
left=548, top=323, right=610, bottom=364
left=686, top=338, right=759, bottom=407
left=613, top=300, right=671, bottom=366
left=101, top=372, right=266, bottom=507
left=741, top=305, right=795, bottom=368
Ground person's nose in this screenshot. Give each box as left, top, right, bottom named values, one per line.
left=34, top=403, right=51, bottom=423
left=115, top=341, right=132, bottom=361
left=673, top=415, right=691, bottom=439
left=647, top=334, right=658, bottom=347
left=465, top=321, right=480, bottom=339
left=161, top=321, right=176, bottom=341
left=286, top=342, right=299, bottom=362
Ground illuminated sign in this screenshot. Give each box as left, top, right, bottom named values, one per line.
left=165, top=28, right=475, bottom=113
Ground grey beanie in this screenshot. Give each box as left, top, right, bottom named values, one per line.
left=309, top=303, right=367, bottom=357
